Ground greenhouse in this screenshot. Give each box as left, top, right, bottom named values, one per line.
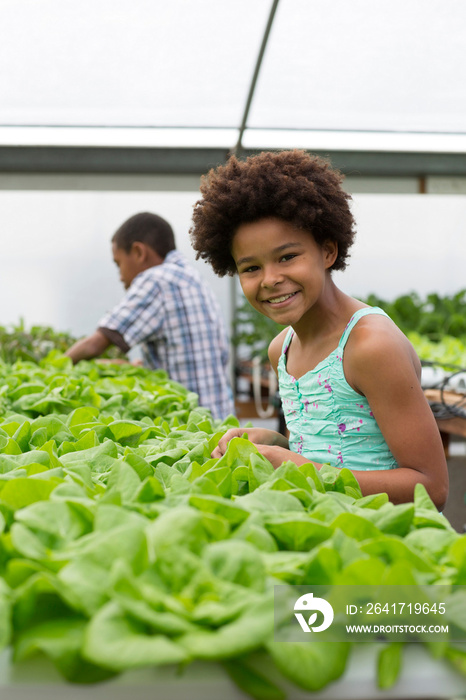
left=1, top=1, right=466, bottom=698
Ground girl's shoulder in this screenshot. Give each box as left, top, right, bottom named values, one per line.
left=347, top=310, right=408, bottom=344
left=344, top=312, right=421, bottom=382
left=345, top=311, right=411, bottom=355
left=268, top=327, right=291, bottom=373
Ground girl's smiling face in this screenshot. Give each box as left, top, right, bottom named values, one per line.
left=231, top=217, right=337, bottom=326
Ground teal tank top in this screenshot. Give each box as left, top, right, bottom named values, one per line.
left=278, top=307, right=398, bottom=471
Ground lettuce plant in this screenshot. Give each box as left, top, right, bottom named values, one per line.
left=0, top=356, right=465, bottom=698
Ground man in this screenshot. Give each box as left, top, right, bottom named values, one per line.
left=66, top=212, right=235, bottom=420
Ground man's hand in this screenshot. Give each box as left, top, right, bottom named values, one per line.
left=95, top=358, right=130, bottom=365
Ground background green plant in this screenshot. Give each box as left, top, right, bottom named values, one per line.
left=0, top=320, right=126, bottom=364
left=232, top=290, right=466, bottom=366
left=364, top=289, right=466, bottom=341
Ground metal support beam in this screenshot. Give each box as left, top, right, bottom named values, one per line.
left=1, top=146, right=465, bottom=177
left=299, top=150, right=466, bottom=178
left=0, top=146, right=230, bottom=175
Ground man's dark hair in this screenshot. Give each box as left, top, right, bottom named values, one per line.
left=190, top=149, right=356, bottom=276
left=112, top=212, right=176, bottom=258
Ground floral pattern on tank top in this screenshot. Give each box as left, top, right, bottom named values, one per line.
left=278, top=308, right=398, bottom=471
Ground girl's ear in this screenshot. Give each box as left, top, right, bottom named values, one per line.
left=323, top=240, right=338, bottom=269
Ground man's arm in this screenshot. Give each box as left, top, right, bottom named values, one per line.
left=65, top=330, right=111, bottom=364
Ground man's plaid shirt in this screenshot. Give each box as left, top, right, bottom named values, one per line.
left=99, top=250, right=234, bottom=420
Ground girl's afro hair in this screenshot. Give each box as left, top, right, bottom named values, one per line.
left=190, top=149, right=356, bottom=276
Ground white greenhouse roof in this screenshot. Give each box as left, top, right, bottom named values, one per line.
left=1, top=0, right=466, bottom=173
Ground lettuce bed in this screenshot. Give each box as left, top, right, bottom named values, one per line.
left=0, top=356, right=465, bottom=699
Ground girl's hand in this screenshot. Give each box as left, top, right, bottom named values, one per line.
left=253, top=444, right=314, bottom=469
left=212, top=428, right=317, bottom=470
left=211, top=427, right=286, bottom=459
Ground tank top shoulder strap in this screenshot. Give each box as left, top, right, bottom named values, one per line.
left=281, top=326, right=295, bottom=355
left=338, top=307, right=389, bottom=350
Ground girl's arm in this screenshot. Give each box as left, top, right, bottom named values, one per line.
left=342, top=318, right=448, bottom=510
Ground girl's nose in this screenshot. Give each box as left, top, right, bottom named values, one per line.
left=261, top=264, right=283, bottom=288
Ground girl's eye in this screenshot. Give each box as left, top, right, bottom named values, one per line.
left=280, top=254, right=296, bottom=262
left=241, top=265, right=259, bottom=273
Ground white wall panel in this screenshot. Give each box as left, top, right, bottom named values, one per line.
left=333, top=194, right=466, bottom=300
left=1, top=190, right=465, bottom=342
left=0, top=190, right=230, bottom=338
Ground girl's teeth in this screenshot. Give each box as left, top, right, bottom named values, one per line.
left=269, top=293, right=295, bottom=304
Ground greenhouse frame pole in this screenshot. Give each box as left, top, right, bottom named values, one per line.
left=231, top=0, right=280, bottom=158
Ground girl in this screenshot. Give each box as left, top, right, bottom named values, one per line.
left=190, top=150, right=448, bottom=510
